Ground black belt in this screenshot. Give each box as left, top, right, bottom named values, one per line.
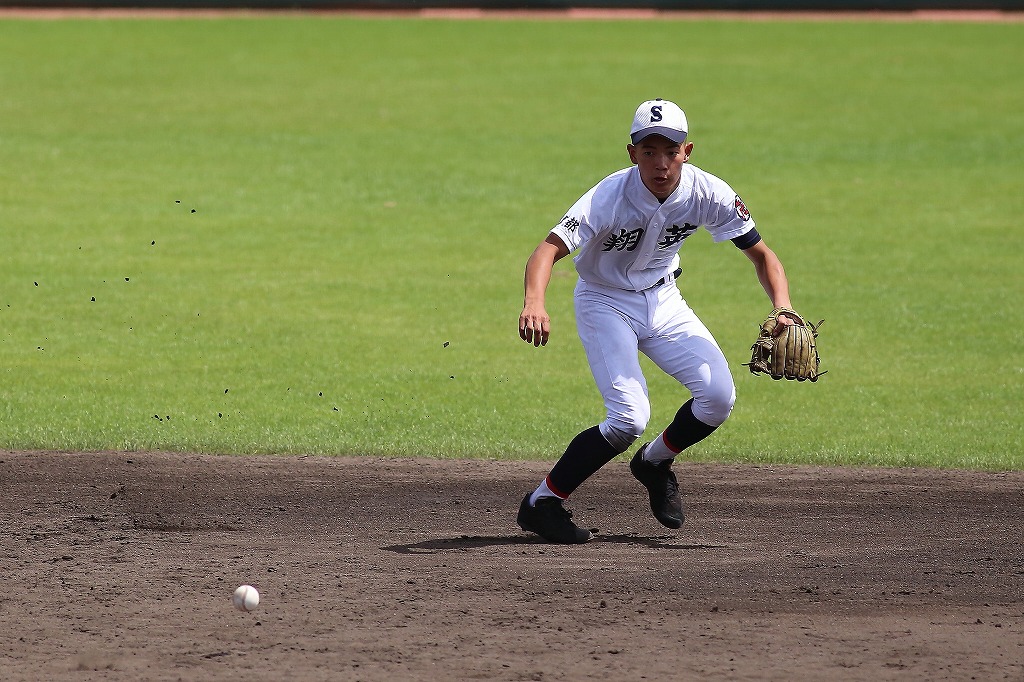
left=653, top=268, right=683, bottom=288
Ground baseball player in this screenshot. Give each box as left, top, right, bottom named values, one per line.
left=517, top=99, right=799, bottom=543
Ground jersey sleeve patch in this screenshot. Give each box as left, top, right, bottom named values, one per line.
left=735, top=195, right=751, bottom=222
left=559, top=215, right=580, bottom=235
left=550, top=213, right=584, bottom=252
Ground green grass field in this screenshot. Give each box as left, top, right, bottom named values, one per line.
left=1, top=16, right=1021, bottom=468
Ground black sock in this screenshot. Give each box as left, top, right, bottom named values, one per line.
left=663, top=398, right=719, bottom=452
left=547, top=425, right=621, bottom=497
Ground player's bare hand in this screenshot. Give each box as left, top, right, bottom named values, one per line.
left=772, top=312, right=800, bottom=336
left=519, top=306, right=551, bottom=347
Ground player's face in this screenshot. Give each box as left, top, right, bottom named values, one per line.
left=627, top=135, right=693, bottom=200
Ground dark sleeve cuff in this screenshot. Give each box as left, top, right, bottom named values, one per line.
left=731, top=228, right=762, bottom=250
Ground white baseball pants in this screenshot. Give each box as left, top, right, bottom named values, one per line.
left=574, top=278, right=736, bottom=452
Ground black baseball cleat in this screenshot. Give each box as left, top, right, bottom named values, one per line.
left=517, top=493, right=592, bottom=544
left=630, top=443, right=684, bottom=529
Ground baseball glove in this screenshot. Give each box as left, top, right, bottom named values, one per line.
left=745, top=307, right=825, bottom=382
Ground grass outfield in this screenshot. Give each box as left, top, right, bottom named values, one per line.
left=0, top=16, right=1021, bottom=468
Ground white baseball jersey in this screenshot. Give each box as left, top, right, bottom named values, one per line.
left=550, top=164, right=755, bottom=291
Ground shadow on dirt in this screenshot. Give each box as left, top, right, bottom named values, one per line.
left=382, top=534, right=725, bottom=554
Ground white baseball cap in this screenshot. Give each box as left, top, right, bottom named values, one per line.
left=630, top=99, right=688, bottom=145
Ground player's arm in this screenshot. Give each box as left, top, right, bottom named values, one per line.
left=740, top=239, right=799, bottom=328
left=520, top=233, right=570, bottom=347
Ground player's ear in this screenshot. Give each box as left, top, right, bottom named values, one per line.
left=682, top=141, right=694, bottom=162
left=627, top=144, right=638, bottom=165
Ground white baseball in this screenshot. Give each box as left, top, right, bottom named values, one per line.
left=232, top=585, right=260, bottom=612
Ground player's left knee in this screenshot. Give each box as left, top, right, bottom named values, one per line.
left=693, top=382, right=736, bottom=427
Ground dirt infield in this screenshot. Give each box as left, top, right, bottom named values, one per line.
left=2, top=451, right=1022, bottom=681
